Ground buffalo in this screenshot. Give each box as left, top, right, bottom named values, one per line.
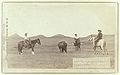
left=58, top=41, right=67, bottom=53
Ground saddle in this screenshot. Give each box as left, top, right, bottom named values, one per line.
left=24, top=40, right=31, bottom=48
left=74, top=39, right=80, bottom=46
left=94, top=38, right=102, bottom=46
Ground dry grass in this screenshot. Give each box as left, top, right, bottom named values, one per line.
left=6, top=35, right=115, bottom=69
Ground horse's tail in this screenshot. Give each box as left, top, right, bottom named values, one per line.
left=103, top=41, right=106, bottom=50
left=18, top=42, right=23, bottom=53
left=104, top=41, right=106, bottom=47
left=18, top=43, right=20, bottom=52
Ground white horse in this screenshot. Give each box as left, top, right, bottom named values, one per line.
left=89, top=35, right=108, bottom=55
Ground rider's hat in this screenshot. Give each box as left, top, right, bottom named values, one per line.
left=75, top=34, right=77, bottom=36
left=90, top=34, right=92, bottom=37
left=25, top=33, right=27, bottom=36
left=98, top=30, right=102, bottom=32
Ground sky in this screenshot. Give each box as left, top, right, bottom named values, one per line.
left=3, top=3, right=117, bottom=37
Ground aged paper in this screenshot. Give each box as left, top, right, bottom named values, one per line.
left=1, top=1, right=118, bottom=74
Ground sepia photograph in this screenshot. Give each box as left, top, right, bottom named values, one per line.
left=1, top=2, right=118, bottom=74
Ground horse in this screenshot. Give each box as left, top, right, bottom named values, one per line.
left=74, top=38, right=81, bottom=50
left=18, top=38, right=41, bottom=55
left=58, top=41, right=67, bottom=53
left=89, top=35, right=108, bottom=55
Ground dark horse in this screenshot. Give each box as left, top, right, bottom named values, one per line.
left=74, top=39, right=81, bottom=50
left=18, top=38, right=41, bottom=55
left=58, top=41, right=67, bottom=53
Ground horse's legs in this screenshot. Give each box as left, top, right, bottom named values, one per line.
left=18, top=44, right=21, bottom=54
left=19, top=48, right=23, bottom=55
left=103, top=46, right=108, bottom=55
left=20, top=46, right=24, bottom=54
left=99, top=46, right=102, bottom=50
left=62, top=48, right=64, bottom=53
left=18, top=45, right=23, bottom=55
left=18, top=49, right=21, bottom=55
left=65, top=50, right=67, bottom=53
left=93, top=46, right=97, bottom=54
left=59, top=47, right=62, bottom=53
left=65, top=47, right=67, bottom=53
left=93, top=46, right=96, bottom=50
left=79, top=45, right=81, bottom=51
left=18, top=48, right=21, bottom=54
left=20, top=51, right=23, bottom=55
left=78, top=44, right=80, bottom=48
left=100, top=46, right=106, bottom=55
left=60, top=49, right=62, bottom=53
left=31, top=48, right=35, bottom=55
left=94, top=49, right=96, bottom=54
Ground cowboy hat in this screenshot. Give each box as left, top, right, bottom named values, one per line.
left=98, top=30, right=102, bottom=32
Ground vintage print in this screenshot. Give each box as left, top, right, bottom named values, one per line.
left=2, top=2, right=118, bottom=73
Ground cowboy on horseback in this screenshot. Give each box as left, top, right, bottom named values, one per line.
left=74, top=34, right=81, bottom=48
left=74, top=34, right=79, bottom=43
left=24, top=33, right=31, bottom=48
left=94, top=30, right=103, bottom=48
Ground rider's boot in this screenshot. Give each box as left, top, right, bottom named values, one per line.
left=24, top=41, right=27, bottom=48
left=28, top=40, right=32, bottom=48
left=93, top=41, right=97, bottom=50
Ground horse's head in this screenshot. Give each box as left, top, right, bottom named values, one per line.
left=36, top=38, right=41, bottom=45
left=89, top=35, right=94, bottom=41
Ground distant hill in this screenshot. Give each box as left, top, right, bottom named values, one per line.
left=50, top=34, right=72, bottom=38
left=8, top=33, right=114, bottom=41
left=7, top=33, right=115, bottom=47
left=80, top=34, right=114, bottom=41
left=30, top=35, right=47, bottom=39
left=8, top=33, right=23, bottom=40
left=82, top=34, right=114, bottom=38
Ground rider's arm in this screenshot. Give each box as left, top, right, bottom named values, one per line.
left=99, top=33, right=103, bottom=38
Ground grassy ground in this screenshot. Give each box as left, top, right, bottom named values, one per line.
left=6, top=35, right=115, bottom=69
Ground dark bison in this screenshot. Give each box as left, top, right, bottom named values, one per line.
left=58, top=41, right=67, bottom=53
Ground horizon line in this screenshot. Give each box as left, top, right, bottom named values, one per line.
left=8, top=33, right=115, bottom=38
